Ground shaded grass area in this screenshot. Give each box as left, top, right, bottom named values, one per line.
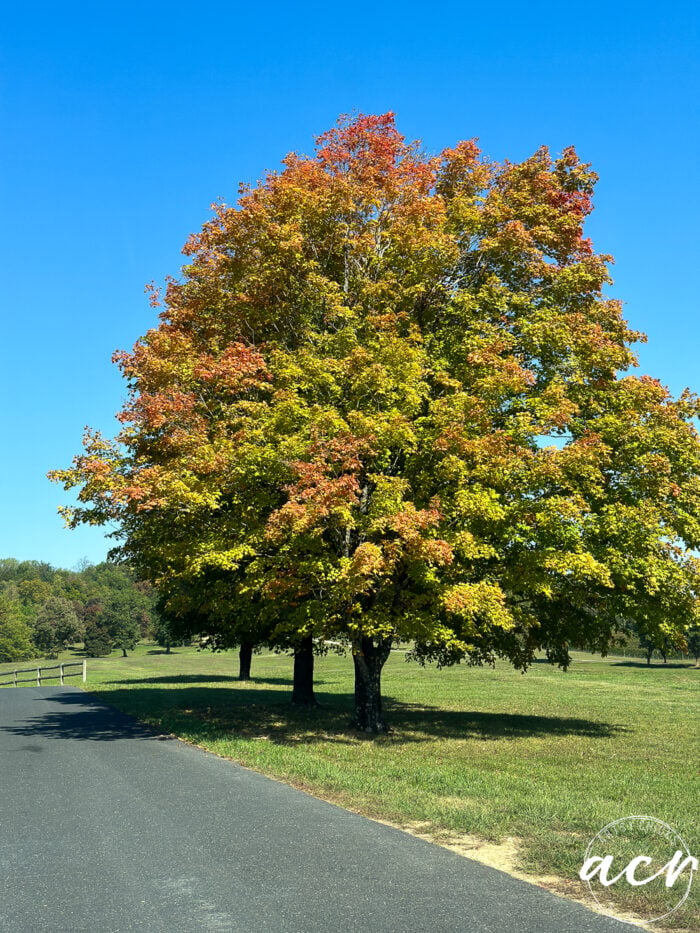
left=2, top=645, right=698, bottom=928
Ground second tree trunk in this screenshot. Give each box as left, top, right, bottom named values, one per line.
left=238, top=640, right=254, bottom=680
left=292, top=635, right=317, bottom=706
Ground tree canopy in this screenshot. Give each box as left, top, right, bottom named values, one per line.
left=50, top=113, right=700, bottom=730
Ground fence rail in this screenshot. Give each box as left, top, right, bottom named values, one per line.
left=0, top=660, right=86, bottom=688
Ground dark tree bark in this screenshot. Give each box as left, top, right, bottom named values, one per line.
left=292, top=635, right=317, bottom=706
left=238, top=640, right=254, bottom=681
left=351, top=636, right=392, bottom=733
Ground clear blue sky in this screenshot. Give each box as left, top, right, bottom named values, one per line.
left=1, top=1, right=698, bottom=569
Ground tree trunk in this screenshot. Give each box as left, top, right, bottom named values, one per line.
left=238, top=641, right=254, bottom=681
left=352, top=636, right=392, bottom=733
left=122, top=648, right=128, bottom=658
left=292, top=636, right=317, bottom=706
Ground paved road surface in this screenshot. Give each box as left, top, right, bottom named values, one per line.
left=0, top=686, right=632, bottom=932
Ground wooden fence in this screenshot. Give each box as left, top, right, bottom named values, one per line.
left=0, top=660, right=86, bottom=688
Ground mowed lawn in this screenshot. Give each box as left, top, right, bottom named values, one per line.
left=2, top=646, right=698, bottom=928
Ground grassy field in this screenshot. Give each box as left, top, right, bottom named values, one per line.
left=2, top=645, right=698, bottom=928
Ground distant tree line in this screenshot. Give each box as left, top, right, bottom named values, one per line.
left=0, top=559, right=159, bottom=662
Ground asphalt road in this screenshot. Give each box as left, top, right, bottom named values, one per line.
left=0, top=686, right=632, bottom=932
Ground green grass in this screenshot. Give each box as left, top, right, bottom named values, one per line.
left=2, top=645, right=698, bottom=928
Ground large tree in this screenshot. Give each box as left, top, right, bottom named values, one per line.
left=51, top=114, right=700, bottom=731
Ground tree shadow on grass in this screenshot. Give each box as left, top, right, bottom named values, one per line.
left=610, top=660, right=694, bottom=669
left=99, top=674, right=296, bottom=687
left=0, top=684, right=625, bottom=746
left=384, top=701, right=626, bottom=743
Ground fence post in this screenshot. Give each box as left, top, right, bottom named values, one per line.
left=82, top=659, right=87, bottom=683
left=60, top=663, right=64, bottom=685
left=13, top=670, right=17, bottom=686
left=37, top=667, right=40, bottom=686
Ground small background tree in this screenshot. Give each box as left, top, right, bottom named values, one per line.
left=0, top=597, right=34, bottom=663
left=31, top=596, right=82, bottom=658
left=83, top=616, right=113, bottom=657
left=98, top=592, right=143, bottom=657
